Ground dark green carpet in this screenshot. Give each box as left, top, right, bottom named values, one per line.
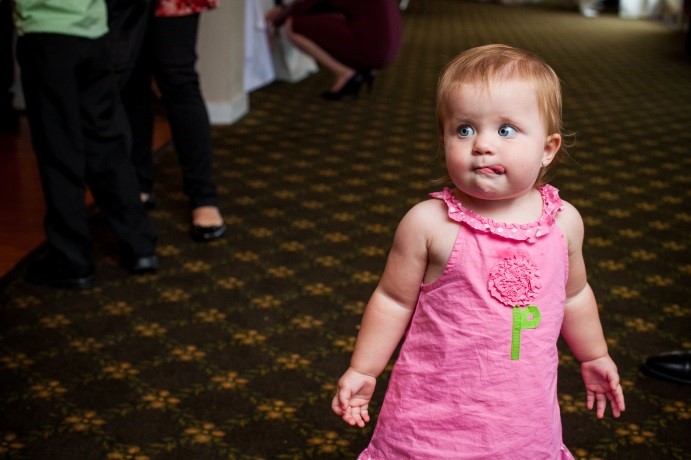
left=2, top=1, right=690, bottom=458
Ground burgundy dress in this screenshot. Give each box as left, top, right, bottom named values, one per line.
left=286, top=0, right=402, bottom=70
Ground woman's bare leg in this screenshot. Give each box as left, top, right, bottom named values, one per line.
left=284, top=18, right=355, bottom=91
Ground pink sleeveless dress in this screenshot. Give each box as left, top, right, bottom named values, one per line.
left=359, top=185, right=574, bottom=460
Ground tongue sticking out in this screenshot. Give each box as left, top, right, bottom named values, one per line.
left=478, top=165, right=506, bottom=175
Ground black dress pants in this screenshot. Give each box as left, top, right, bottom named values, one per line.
left=0, top=0, right=15, bottom=119
left=106, top=0, right=153, bottom=88
left=107, top=0, right=155, bottom=203
left=17, top=33, right=156, bottom=273
left=125, top=13, right=219, bottom=209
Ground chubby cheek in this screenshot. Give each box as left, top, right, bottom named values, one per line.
left=445, top=155, right=470, bottom=189
left=443, top=138, right=465, bottom=163
left=445, top=150, right=464, bottom=177
left=446, top=137, right=473, bottom=158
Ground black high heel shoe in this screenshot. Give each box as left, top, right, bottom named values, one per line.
left=360, top=69, right=375, bottom=94
left=321, top=73, right=364, bottom=101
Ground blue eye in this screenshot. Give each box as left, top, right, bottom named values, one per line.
left=498, top=125, right=517, bottom=137
left=458, top=125, right=475, bottom=137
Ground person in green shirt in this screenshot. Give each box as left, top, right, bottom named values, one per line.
left=13, top=0, right=159, bottom=289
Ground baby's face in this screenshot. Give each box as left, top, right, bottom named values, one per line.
left=440, top=78, right=559, bottom=204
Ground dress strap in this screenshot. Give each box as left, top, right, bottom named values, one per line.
left=429, top=185, right=564, bottom=243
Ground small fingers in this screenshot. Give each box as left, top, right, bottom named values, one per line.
left=357, top=406, right=370, bottom=425
left=349, top=405, right=366, bottom=428
left=615, top=383, right=626, bottom=411
left=586, top=390, right=595, bottom=410
left=331, top=394, right=344, bottom=416
left=342, top=409, right=359, bottom=426
left=595, top=393, right=607, bottom=419
left=608, top=396, right=621, bottom=418
left=588, top=388, right=626, bottom=419
left=342, top=405, right=369, bottom=428
left=609, top=384, right=625, bottom=417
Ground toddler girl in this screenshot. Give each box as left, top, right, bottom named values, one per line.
left=331, top=44, right=625, bottom=459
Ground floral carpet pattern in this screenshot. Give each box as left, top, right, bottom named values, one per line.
left=1, top=1, right=690, bottom=459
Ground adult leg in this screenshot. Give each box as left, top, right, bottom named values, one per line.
left=105, top=0, right=153, bottom=88
left=121, top=17, right=155, bottom=201
left=0, top=0, right=18, bottom=131
left=151, top=14, right=217, bottom=209
left=80, top=35, right=157, bottom=265
left=284, top=16, right=356, bottom=91
left=16, top=34, right=95, bottom=281
left=151, top=14, right=224, bottom=234
left=107, top=0, right=156, bottom=202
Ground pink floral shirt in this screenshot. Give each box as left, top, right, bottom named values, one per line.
left=155, top=0, right=219, bottom=17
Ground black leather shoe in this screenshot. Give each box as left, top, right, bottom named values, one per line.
left=191, top=223, right=226, bottom=242
left=641, top=351, right=691, bottom=384
left=25, top=257, right=94, bottom=290
left=124, top=254, right=159, bottom=274
left=141, top=192, right=156, bottom=210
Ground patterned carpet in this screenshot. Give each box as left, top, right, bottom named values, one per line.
left=2, top=1, right=691, bottom=459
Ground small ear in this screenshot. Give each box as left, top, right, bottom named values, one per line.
left=542, top=133, right=561, bottom=166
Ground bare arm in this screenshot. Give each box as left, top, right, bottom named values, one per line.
left=557, top=202, right=625, bottom=418
left=332, top=201, right=438, bottom=426
left=562, top=284, right=608, bottom=362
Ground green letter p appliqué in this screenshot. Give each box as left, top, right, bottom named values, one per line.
left=511, top=305, right=541, bottom=360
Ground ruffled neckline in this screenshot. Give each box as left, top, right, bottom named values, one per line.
left=429, top=185, right=563, bottom=243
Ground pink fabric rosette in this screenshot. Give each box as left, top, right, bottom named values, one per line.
left=488, top=254, right=542, bottom=307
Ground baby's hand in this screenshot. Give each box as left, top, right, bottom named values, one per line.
left=581, top=356, right=625, bottom=419
left=331, top=367, right=377, bottom=428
